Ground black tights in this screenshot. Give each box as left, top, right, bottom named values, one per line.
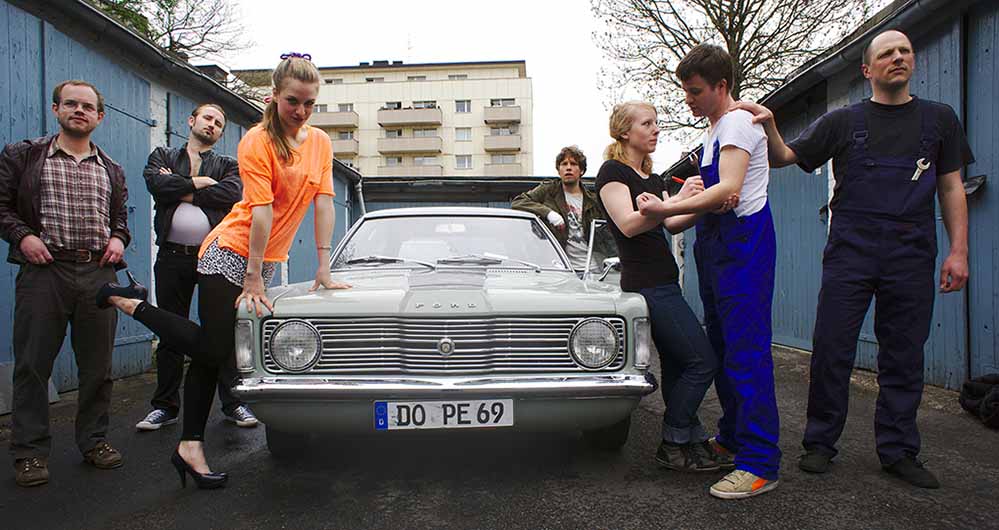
left=133, top=274, right=242, bottom=441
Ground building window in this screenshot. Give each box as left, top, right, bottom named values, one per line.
left=338, top=103, right=354, bottom=112
left=407, top=75, right=427, bottom=81
left=449, top=74, right=468, bottom=80
left=490, top=98, right=516, bottom=107
left=455, top=128, right=472, bottom=141
left=314, top=104, right=328, bottom=113
left=456, top=155, right=472, bottom=169
left=490, top=126, right=517, bottom=136
left=385, top=156, right=403, bottom=166
left=326, top=78, right=344, bottom=85
left=414, top=156, right=438, bottom=166
left=337, top=130, right=354, bottom=140
left=491, top=154, right=516, bottom=164
left=384, top=101, right=402, bottom=110
left=413, top=128, right=437, bottom=138
left=413, top=100, right=437, bottom=109
left=385, top=129, right=402, bottom=138
left=455, top=100, right=471, bottom=113
left=366, top=77, right=385, bottom=83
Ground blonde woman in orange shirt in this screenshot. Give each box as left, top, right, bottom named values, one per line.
left=97, top=53, right=349, bottom=489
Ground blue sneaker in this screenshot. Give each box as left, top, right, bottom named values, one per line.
left=223, top=405, right=259, bottom=428
left=136, top=409, right=178, bottom=431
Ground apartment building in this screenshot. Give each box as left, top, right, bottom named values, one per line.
left=235, top=60, right=533, bottom=177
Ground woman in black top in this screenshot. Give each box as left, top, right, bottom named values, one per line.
left=596, top=101, right=733, bottom=472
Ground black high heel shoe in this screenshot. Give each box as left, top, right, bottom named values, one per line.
left=170, top=450, right=227, bottom=489
left=96, top=271, right=148, bottom=309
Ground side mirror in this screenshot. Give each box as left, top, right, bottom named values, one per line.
left=598, top=257, right=620, bottom=282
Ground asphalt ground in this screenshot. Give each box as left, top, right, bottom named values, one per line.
left=1, top=346, right=997, bottom=530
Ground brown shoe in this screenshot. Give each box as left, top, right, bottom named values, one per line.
left=14, top=457, right=49, bottom=487
left=83, top=441, right=123, bottom=469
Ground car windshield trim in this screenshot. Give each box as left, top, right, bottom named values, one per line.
left=342, top=255, right=437, bottom=271
left=437, top=253, right=543, bottom=273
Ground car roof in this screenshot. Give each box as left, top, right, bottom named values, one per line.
left=362, top=207, right=537, bottom=220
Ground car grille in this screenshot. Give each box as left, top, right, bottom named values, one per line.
left=262, top=316, right=627, bottom=374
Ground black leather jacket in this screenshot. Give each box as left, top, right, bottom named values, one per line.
left=143, top=144, right=241, bottom=246
left=0, top=135, right=131, bottom=266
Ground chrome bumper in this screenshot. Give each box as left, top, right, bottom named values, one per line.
left=233, top=373, right=656, bottom=402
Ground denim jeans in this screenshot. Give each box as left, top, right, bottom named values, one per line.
left=638, top=283, right=718, bottom=444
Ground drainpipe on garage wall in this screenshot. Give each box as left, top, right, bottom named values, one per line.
left=354, top=180, right=366, bottom=216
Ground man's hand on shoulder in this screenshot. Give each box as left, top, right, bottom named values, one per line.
left=19, top=235, right=53, bottom=265
left=730, top=101, right=773, bottom=125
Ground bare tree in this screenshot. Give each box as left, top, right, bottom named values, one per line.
left=96, top=0, right=251, bottom=61
left=592, top=0, right=885, bottom=140
left=141, top=0, right=251, bottom=60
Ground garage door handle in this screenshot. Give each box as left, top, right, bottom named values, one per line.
left=965, top=174, right=985, bottom=196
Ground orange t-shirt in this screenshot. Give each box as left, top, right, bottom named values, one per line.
left=199, top=124, right=335, bottom=262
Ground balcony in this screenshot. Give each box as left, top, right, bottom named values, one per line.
left=483, top=106, right=521, bottom=124
left=378, top=164, right=444, bottom=177
left=377, top=136, right=443, bottom=154
left=331, top=138, right=359, bottom=155
left=483, top=134, right=522, bottom=152
left=309, top=111, right=358, bottom=128
left=484, top=163, right=523, bottom=176
left=377, top=107, right=443, bottom=127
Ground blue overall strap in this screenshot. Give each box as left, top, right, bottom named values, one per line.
left=850, top=102, right=869, bottom=152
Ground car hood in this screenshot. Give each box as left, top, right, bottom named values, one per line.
left=265, top=269, right=622, bottom=316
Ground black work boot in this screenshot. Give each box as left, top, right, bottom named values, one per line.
left=655, top=441, right=720, bottom=472
left=799, top=449, right=833, bottom=473
left=883, top=457, right=940, bottom=489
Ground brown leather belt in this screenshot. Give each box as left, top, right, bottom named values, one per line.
left=161, top=242, right=201, bottom=255
left=50, top=249, right=98, bottom=263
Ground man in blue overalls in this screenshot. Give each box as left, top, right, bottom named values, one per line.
left=640, top=43, right=781, bottom=499
left=738, top=29, right=972, bottom=489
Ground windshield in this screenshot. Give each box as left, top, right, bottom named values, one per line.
left=332, top=215, right=570, bottom=271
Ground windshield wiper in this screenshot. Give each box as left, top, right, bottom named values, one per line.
left=343, top=255, right=436, bottom=270
left=437, top=253, right=541, bottom=273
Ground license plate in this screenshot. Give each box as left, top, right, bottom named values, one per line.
left=374, top=399, right=514, bottom=430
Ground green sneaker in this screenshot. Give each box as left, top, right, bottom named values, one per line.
left=707, top=437, right=736, bottom=470
left=709, top=469, right=779, bottom=499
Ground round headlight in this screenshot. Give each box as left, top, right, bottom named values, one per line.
left=269, top=320, right=322, bottom=372
left=569, top=318, right=619, bottom=369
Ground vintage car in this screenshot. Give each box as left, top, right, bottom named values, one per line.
left=232, top=207, right=656, bottom=458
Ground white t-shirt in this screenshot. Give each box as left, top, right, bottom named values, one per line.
left=563, top=191, right=590, bottom=271
left=699, top=109, right=770, bottom=217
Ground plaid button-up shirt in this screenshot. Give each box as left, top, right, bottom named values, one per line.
left=39, top=138, right=112, bottom=251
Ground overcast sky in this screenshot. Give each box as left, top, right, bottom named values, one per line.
left=221, top=0, right=686, bottom=177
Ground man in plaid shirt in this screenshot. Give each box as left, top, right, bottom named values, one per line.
left=0, top=80, right=131, bottom=487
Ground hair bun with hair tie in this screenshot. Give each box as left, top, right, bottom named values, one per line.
left=280, top=52, right=312, bottom=61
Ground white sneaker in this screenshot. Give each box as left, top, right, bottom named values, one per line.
left=136, top=409, right=178, bottom=431
left=709, top=469, right=779, bottom=499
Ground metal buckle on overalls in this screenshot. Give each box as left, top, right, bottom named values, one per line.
left=75, top=249, right=93, bottom=263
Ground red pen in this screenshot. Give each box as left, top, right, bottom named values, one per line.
left=671, top=176, right=686, bottom=184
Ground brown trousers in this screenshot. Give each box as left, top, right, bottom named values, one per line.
left=10, top=260, right=118, bottom=459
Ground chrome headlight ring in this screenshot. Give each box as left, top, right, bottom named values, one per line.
left=568, top=317, right=619, bottom=370
left=269, top=319, right=322, bottom=373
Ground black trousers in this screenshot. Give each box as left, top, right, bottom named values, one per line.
left=10, top=261, right=118, bottom=459
left=151, top=249, right=241, bottom=416
left=134, top=274, right=241, bottom=441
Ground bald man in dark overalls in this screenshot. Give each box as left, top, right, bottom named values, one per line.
left=737, top=29, right=973, bottom=489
